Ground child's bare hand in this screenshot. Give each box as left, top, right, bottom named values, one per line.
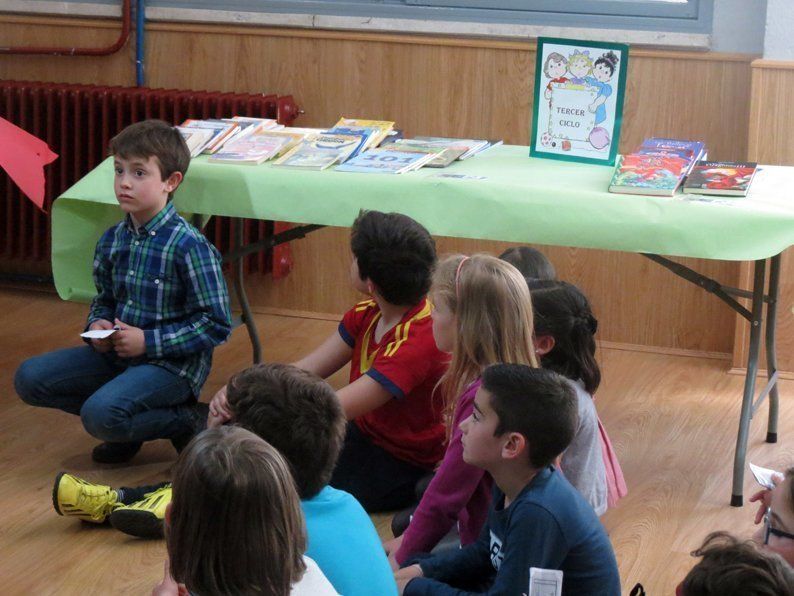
left=383, top=535, right=403, bottom=571
left=88, top=319, right=114, bottom=353
left=112, top=319, right=146, bottom=358
left=395, top=564, right=423, bottom=595
left=749, top=471, right=784, bottom=524
left=208, top=385, right=233, bottom=422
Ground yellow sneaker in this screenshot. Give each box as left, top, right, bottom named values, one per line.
left=52, top=472, right=119, bottom=523
left=109, top=484, right=171, bottom=538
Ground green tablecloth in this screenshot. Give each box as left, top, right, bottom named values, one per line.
left=52, top=145, right=794, bottom=302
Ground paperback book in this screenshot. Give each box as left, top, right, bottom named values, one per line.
left=683, top=161, right=758, bottom=196
left=608, top=153, right=691, bottom=196
left=335, top=148, right=437, bottom=174
left=176, top=127, right=215, bottom=158
left=208, top=132, right=289, bottom=165
left=334, top=118, right=395, bottom=149
left=273, top=133, right=367, bottom=169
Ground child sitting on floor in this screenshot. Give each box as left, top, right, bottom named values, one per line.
left=677, top=531, right=794, bottom=596
left=15, top=120, right=231, bottom=464
left=210, top=210, right=449, bottom=512
left=54, top=363, right=396, bottom=596
left=152, top=426, right=337, bottom=596
left=529, top=280, right=627, bottom=513
left=395, top=364, right=620, bottom=595
left=498, top=245, right=556, bottom=281
left=386, top=254, right=538, bottom=567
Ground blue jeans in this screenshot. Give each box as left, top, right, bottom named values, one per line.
left=14, top=346, right=195, bottom=444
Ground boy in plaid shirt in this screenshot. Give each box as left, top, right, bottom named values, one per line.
left=15, top=120, right=231, bottom=464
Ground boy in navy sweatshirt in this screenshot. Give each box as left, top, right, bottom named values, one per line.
left=396, top=364, right=621, bottom=596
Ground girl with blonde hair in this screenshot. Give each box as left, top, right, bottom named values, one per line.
left=386, top=254, right=538, bottom=567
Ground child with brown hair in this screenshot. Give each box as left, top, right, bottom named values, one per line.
left=153, top=425, right=337, bottom=595
left=15, top=119, right=231, bottom=463
left=678, top=531, right=794, bottom=596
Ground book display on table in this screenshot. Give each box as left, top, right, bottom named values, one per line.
left=208, top=132, right=290, bottom=165
left=683, top=161, right=758, bottom=196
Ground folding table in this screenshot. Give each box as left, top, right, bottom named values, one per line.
left=52, top=145, right=794, bottom=506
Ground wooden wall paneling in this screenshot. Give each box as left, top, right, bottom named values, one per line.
left=0, top=15, right=758, bottom=354
left=731, top=61, right=794, bottom=376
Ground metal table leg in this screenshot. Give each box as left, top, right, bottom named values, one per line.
left=233, top=218, right=262, bottom=364
left=765, top=254, right=782, bottom=444
left=730, top=260, right=766, bottom=507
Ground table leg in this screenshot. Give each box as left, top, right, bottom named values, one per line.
left=233, top=219, right=262, bottom=364
left=731, top=259, right=766, bottom=507
left=765, top=254, right=781, bottom=443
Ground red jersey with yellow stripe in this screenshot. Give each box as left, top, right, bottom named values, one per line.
left=338, top=298, right=448, bottom=469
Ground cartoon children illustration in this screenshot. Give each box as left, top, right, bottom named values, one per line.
left=567, top=50, right=593, bottom=85
left=543, top=52, right=569, bottom=103
left=585, top=51, right=619, bottom=150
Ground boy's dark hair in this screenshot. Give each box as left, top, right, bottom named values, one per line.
left=168, top=426, right=306, bottom=596
left=226, top=363, right=346, bottom=499
left=681, top=531, right=794, bottom=596
left=528, top=280, right=601, bottom=395
left=350, top=210, right=436, bottom=306
left=498, top=246, right=556, bottom=281
left=108, top=119, right=190, bottom=200
left=482, top=364, right=577, bottom=468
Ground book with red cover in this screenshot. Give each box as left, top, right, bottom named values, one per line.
left=608, top=153, right=690, bottom=196
left=683, top=161, right=758, bottom=196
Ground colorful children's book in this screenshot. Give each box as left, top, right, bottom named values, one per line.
left=683, top=161, right=758, bottom=196
left=334, top=118, right=395, bottom=149
left=608, top=153, right=691, bottom=196
left=323, top=126, right=374, bottom=159
left=176, top=127, right=215, bottom=158
left=334, top=148, right=437, bottom=174
left=273, top=133, right=366, bottom=169
left=208, top=132, right=289, bottom=165
left=387, top=141, right=465, bottom=167
left=411, top=136, right=495, bottom=160
left=179, top=119, right=239, bottom=154
left=638, top=138, right=706, bottom=175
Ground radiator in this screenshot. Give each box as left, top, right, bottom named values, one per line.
left=0, top=80, right=301, bottom=276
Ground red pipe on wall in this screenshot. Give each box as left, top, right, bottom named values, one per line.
left=0, top=0, right=131, bottom=56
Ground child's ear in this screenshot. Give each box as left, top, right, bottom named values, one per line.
left=164, top=171, right=183, bottom=193
left=365, top=279, right=377, bottom=297
left=533, top=335, right=555, bottom=356
left=501, top=431, right=527, bottom=461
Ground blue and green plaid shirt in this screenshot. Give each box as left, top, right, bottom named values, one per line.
left=88, top=202, right=232, bottom=396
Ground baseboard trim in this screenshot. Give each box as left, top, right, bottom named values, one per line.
left=728, top=367, right=794, bottom=380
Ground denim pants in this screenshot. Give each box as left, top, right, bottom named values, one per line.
left=14, top=346, right=195, bottom=445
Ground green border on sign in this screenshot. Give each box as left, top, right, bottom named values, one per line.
left=530, top=37, right=629, bottom=166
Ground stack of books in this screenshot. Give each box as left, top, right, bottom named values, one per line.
left=209, top=128, right=316, bottom=165
left=609, top=138, right=706, bottom=196
left=178, top=117, right=283, bottom=157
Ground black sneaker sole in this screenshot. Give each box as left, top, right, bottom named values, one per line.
left=52, top=471, right=66, bottom=516
left=109, top=509, right=165, bottom=539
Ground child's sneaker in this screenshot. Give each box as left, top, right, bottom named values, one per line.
left=52, top=472, right=120, bottom=523
left=109, top=484, right=171, bottom=538
left=91, top=441, right=142, bottom=464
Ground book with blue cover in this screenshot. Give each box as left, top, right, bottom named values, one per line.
left=335, top=148, right=437, bottom=174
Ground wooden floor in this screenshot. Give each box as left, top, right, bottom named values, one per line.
left=1, top=286, right=792, bottom=595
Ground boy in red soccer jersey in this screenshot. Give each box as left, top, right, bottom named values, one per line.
left=210, top=210, right=448, bottom=512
